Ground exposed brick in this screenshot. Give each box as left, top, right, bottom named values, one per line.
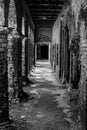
left=28, top=39, right=34, bottom=73
left=22, top=37, right=26, bottom=76
left=0, top=27, right=9, bottom=125
left=52, top=1, right=87, bottom=128
left=8, top=32, right=20, bottom=101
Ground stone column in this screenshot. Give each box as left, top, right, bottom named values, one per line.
left=8, top=33, right=23, bottom=101
left=34, top=44, right=36, bottom=66
left=25, top=38, right=29, bottom=83
left=54, top=44, right=56, bottom=71
left=35, top=44, right=38, bottom=64
left=35, top=43, right=37, bottom=63
left=17, top=36, right=23, bottom=99
left=22, top=37, right=34, bottom=84
left=0, top=27, right=9, bottom=128
left=62, top=29, right=66, bottom=83
left=8, top=31, right=20, bottom=102
left=48, top=43, right=50, bottom=62
left=29, top=39, right=33, bottom=71
left=22, top=37, right=26, bottom=79
left=32, top=43, right=34, bottom=67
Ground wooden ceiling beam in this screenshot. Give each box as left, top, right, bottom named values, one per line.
left=34, top=21, right=54, bottom=25
left=25, top=0, right=65, bottom=28
left=32, top=15, right=57, bottom=17
left=30, top=12, right=60, bottom=15
left=28, top=3, right=63, bottom=6
left=30, top=8, right=61, bottom=13
left=34, top=21, right=54, bottom=28
left=27, top=1, right=64, bottom=5
left=32, top=15, right=57, bottom=19
left=30, top=12, right=60, bottom=16
left=35, top=23, right=53, bottom=28
left=28, top=5, right=63, bottom=9
left=29, top=8, right=60, bottom=11
left=34, top=0, right=64, bottom=1
left=33, top=19, right=57, bottom=21
left=33, top=18, right=57, bottom=20
left=27, top=0, right=64, bottom=1
left=33, top=19, right=56, bottom=21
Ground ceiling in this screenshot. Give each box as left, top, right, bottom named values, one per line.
left=26, top=0, right=65, bottom=28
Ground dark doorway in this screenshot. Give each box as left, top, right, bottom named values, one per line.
left=41, top=45, right=48, bottom=60
left=37, top=44, right=49, bottom=60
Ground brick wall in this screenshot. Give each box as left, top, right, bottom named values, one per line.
left=35, top=27, right=52, bottom=42
left=22, top=37, right=26, bottom=76
left=8, top=32, right=20, bottom=101
left=28, top=39, right=34, bottom=73
left=71, top=0, right=87, bottom=128
left=78, top=12, right=87, bottom=129
left=7, top=0, right=20, bottom=101
left=0, top=27, right=9, bottom=125
left=52, top=1, right=86, bottom=128
left=79, top=20, right=87, bottom=106
left=0, top=0, right=4, bottom=26
left=0, top=1, right=9, bottom=125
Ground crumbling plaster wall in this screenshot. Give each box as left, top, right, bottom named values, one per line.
left=52, top=5, right=69, bottom=78
left=71, top=0, right=87, bottom=122
left=52, top=1, right=86, bottom=126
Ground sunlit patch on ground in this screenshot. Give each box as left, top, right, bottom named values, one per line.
left=9, top=61, right=81, bottom=130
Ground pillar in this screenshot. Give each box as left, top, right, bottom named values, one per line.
left=59, top=20, right=63, bottom=79
left=61, top=29, right=65, bottom=83
left=35, top=44, right=37, bottom=63
left=34, top=43, right=36, bottom=66
left=17, top=37, right=23, bottom=99
left=14, top=0, right=23, bottom=100
left=22, top=37, right=30, bottom=83
left=8, top=32, right=24, bottom=101
left=54, top=44, right=56, bottom=71
left=22, top=2, right=31, bottom=83
left=22, top=37, right=26, bottom=78
left=0, top=0, right=10, bottom=128
left=0, top=27, right=9, bottom=128
left=48, top=43, right=50, bottom=62
left=8, top=31, right=20, bottom=102
left=25, top=38, right=29, bottom=83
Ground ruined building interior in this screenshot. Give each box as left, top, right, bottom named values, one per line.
left=0, top=0, right=86, bottom=130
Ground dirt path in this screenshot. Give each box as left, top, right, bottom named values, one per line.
left=10, top=61, right=80, bottom=130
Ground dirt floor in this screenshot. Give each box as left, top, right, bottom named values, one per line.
left=9, top=61, right=82, bottom=130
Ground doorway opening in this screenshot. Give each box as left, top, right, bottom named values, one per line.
left=37, top=44, right=49, bottom=60
left=41, top=44, right=48, bottom=60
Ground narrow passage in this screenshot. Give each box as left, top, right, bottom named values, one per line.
left=10, top=61, right=79, bottom=130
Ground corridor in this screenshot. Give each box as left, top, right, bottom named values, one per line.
left=0, top=0, right=86, bottom=129
left=10, top=61, right=79, bottom=130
